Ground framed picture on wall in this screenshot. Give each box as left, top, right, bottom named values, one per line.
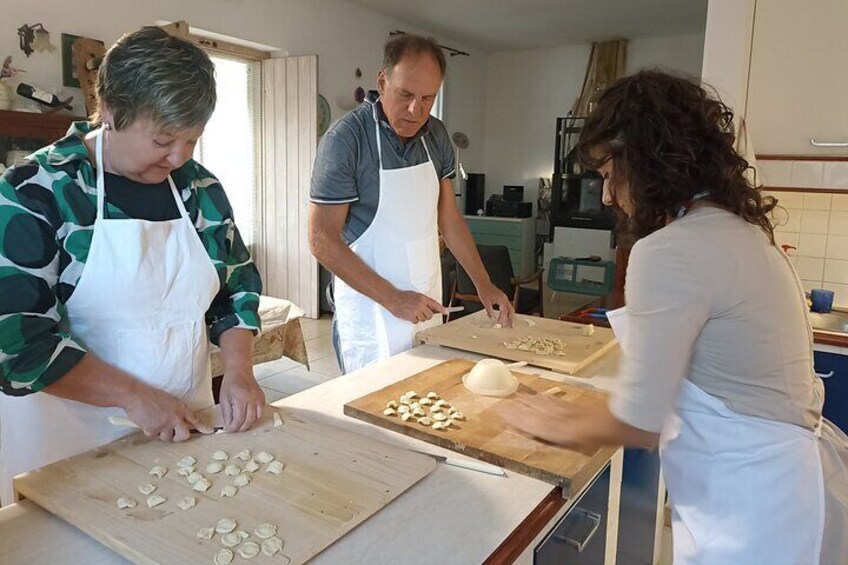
left=62, top=33, right=103, bottom=88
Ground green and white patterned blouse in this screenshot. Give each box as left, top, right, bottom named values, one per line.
left=0, top=122, right=262, bottom=396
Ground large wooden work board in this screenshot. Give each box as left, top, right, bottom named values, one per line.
left=416, top=311, right=618, bottom=375
left=14, top=408, right=435, bottom=565
left=344, top=359, right=616, bottom=496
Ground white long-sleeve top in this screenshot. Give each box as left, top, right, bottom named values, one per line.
left=610, top=206, right=825, bottom=433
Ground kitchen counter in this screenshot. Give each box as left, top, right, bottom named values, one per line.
left=0, top=345, right=627, bottom=564
left=564, top=293, right=848, bottom=348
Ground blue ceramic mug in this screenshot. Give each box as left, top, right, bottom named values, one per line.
left=810, top=289, right=835, bottom=313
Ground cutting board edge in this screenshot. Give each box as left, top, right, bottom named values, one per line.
left=415, top=333, right=617, bottom=377
left=565, top=336, right=619, bottom=374
left=14, top=475, right=158, bottom=565
left=343, top=358, right=619, bottom=497
left=13, top=412, right=441, bottom=565
left=305, top=456, right=436, bottom=560
left=343, top=403, right=581, bottom=490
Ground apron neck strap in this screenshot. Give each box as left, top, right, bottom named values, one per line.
left=372, top=102, right=384, bottom=171
left=167, top=176, right=189, bottom=219
left=371, top=100, right=433, bottom=171
left=95, top=126, right=187, bottom=220
left=95, top=126, right=107, bottom=218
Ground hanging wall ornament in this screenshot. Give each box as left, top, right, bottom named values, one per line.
left=32, top=26, right=57, bottom=54
left=354, top=86, right=366, bottom=104
left=317, top=94, right=331, bottom=136
left=17, top=24, right=54, bottom=57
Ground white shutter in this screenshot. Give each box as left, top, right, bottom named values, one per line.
left=257, top=55, right=319, bottom=318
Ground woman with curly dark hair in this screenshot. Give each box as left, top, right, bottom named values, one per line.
left=499, top=70, right=848, bottom=564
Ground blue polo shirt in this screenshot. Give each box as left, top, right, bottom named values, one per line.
left=310, top=90, right=456, bottom=244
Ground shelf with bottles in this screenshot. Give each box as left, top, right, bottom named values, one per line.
left=0, top=109, right=85, bottom=168
left=550, top=115, right=616, bottom=233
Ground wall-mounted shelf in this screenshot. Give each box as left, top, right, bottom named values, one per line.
left=0, top=109, right=83, bottom=142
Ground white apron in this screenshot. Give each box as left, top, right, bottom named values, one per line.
left=333, top=104, right=443, bottom=373
left=0, top=126, right=219, bottom=504
left=607, top=281, right=848, bottom=563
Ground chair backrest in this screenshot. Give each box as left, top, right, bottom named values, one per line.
left=456, top=245, right=515, bottom=299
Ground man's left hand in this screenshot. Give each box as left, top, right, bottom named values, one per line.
left=476, top=281, right=515, bottom=328
left=219, top=369, right=266, bottom=433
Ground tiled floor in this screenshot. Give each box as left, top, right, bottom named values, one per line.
left=255, top=316, right=337, bottom=404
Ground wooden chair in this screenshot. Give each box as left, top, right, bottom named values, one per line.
left=448, top=245, right=544, bottom=320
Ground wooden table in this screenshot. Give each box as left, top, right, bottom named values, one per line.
left=211, top=296, right=308, bottom=378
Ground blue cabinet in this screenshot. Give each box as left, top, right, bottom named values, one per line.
left=534, top=463, right=610, bottom=564
left=813, top=351, right=848, bottom=433
left=617, top=449, right=662, bottom=565
left=464, top=216, right=536, bottom=277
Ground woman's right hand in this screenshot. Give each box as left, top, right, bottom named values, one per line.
left=123, top=383, right=210, bottom=442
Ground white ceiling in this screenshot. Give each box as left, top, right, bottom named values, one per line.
left=349, top=0, right=708, bottom=53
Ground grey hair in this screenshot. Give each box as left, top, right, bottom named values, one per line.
left=93, top=26, right=216, bottom=132
left=383, top=34, right=446, bottom=77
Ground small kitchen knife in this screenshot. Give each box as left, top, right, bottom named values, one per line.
left=108, top=404, right=226, bottom=433
left=410, top=449, right=505, bottom=476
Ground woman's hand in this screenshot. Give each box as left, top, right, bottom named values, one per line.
left=216, top=328, right=265, bottom=432
left=219, top=368, right=265, bottom=433
left=496, top=393, right=593, bottom=449
left=497, top=393, right=660, bottom=450
left=123, top=383, right=210, bottom=442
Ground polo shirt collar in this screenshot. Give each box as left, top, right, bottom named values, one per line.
left=364, top=89, right=430, bottom=144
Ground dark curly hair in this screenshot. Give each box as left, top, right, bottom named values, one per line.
left=577, top=70, right=777, bottom=242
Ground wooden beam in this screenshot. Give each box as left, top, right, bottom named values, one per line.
left=161, top=20, right=271, bottom=61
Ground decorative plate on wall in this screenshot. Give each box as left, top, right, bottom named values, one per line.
left=451, top=131, right=470, bottom=149
left=318, top=94, right=331, bottom=136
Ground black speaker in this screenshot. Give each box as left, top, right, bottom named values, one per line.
left=503, top=185, right=524, bottom=202
left=465, top=173, right=485, bottom=215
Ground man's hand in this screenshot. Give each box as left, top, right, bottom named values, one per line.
left=219, top=368, right=266, bottom=433
left=477, top=281, right=515, bottom=328
left=387, top=290, right=447, bottom=323
left=123, top=383, right=210, bottom=442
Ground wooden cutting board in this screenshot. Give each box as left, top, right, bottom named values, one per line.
left=416, top=311, right=617, bottom=375
left=344, top=359, right=616, bottom=496
left=14, top=408, right=435, bottom=565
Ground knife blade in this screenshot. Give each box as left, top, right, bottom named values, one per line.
left=409, top=449, right=505, bottom=476
left=108, top=404, right=226, bottom=433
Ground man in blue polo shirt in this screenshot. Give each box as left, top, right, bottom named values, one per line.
left=309, top=34, right=514, bottom=374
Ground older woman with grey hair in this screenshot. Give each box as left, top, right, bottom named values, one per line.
left=0, top=26, right=264, bottom=504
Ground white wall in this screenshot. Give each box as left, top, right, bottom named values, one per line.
left=480, top=32, right=706, bottom=213
left=0, top=0, right=482, bottom=166
left=700, top=0, right=756, bottom=117
left=0, top=2, right=704, bottom=212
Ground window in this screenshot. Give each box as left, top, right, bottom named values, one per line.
left=430, top=84, right=444, bottom=120
left=193, top=53, right=261, bottom=248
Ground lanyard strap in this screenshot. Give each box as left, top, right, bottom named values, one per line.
left=675, top=190, right=711, bottom=219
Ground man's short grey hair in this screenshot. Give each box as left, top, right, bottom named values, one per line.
left=94, top=26, right=216, bottom=132
left=383, top=34, right=446, bottom=78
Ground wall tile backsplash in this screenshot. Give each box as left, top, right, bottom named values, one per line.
left=770, top=188, right=848, bottom=307
left=760, top=158, right=848, bottom=308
